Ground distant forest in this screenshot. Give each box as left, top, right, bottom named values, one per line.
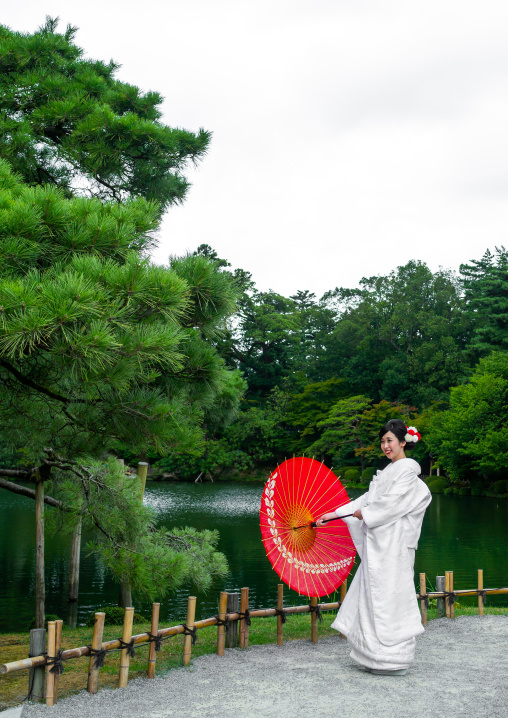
left=153, top=244, right=508, bottom=498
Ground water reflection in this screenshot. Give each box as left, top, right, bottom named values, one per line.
left=0, top=482, right=507, bottom=632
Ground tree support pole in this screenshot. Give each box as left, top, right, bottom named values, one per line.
left=35, top=474, right=45, bottom=629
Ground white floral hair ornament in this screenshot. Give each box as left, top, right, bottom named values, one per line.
left=405, top=426, right=421, bottom=443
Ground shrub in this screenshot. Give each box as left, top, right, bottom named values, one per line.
left=361, top=467, right=377, bottom=482
left=28, top=614, right=62, bottom=630
left=427, top=478, right=449, bottom=494
left=443, top=487, right=454, bottom=495
left=470, top=482, right=483, bottom=496
left=344, top=469, right=360, bottom=484
left=85, top=606, right=147, bottom=627
left=336, top=466, right=359, bottom=478
left=458, top=487, right=470, bottom=496
left=489, top=480, right=508, bottom=495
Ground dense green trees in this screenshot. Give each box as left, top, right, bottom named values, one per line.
left=163, top=246, right=507, bottom=495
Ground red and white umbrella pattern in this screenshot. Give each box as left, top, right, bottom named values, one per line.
left=260, top=457, right=356, bottom=597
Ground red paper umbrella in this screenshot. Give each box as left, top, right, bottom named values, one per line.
left=260, top=457, right=356, bottom=597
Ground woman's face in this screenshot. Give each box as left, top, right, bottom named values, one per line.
left=380, top=430, right=406, bottom=462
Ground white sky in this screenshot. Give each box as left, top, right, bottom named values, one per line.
left=3, top=1, right=508, bottom=296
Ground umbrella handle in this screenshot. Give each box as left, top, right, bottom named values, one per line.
left=310, top=513, right=354, bottom=528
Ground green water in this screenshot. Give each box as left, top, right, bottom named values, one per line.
left=0, top=482, right=507, bottom=633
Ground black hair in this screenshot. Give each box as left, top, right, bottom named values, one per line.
left=379, top=419, right=413, bottom=450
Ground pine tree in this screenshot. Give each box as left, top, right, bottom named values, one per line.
left=0, top=17, right=210, bottom=212
left=460, top=247, right=508, bottom=354
left=0, top=20, right=240, bottom=625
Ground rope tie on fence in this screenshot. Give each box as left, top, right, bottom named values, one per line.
left=214, top=615, right=230, bottom=632
left=238, top=610, right=251, bottom=626
left=118, top=638, right=136, bottom=658
left=147, top=632, right=163, bottom=651
left=418, top=594, right=429, bottom=609
left=444, top=591, right=456, bottom=606
left=46, top=650, right=66, bottom=675
left=274, top=608, right=287, bottom=624
left=477, top=589, right=487, bottom=605
left=87, top=646, right=108, bottom=669
left=308, top=603, right=323, bottom=623
left=181, top=625, right=197, bottom=646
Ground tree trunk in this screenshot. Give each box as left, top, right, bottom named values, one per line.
left=118, top=582, right=132, bottom=609
left=68, top=518, right=82, bottom=602
left=35, top=474, right=45, bottom=629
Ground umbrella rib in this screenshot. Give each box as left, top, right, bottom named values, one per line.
left=299, top=460, right=328, bottom=514
left=308, top=488, right=352, bottom=521
left=297, top=457, right=318, bottom=516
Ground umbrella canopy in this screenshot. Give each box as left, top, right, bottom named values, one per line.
left=260, top=457, right=356, bottom=597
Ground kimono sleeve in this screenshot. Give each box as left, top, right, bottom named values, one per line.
left=361, top=471, right=421, bottom=528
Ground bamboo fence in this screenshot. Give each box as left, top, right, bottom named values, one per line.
left=2, top=569, right=507, bottom=707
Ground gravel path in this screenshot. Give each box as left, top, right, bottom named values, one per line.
left=17, top=616, right=508, bottom=718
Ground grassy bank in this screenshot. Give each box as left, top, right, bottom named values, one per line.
left=1, top=606, right=507, bottom=710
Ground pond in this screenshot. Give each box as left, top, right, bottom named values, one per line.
left=0, top=481, right=507, bottom=632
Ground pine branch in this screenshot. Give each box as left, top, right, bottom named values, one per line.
left=0, top=358, right=73, bottom=404
left=0, top=477, right=64, bottom=509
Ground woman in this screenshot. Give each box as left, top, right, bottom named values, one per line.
left=316, top=419, right=431, bottom=675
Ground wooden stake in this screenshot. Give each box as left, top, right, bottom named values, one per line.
left=87, top=612, right=105, bottom=694
left=239, top=587, right=249, bottom=649
left=478, top=569, right=484, bottom=617
left=68, top=519, right=82, bottom=604
left=118, top=607, right=134, bottom=688
left=339, top=579, right=347, bottom=639
left=225, top=593, right=239, bottom=648
left=277, top=584, right=284, bottom=647
left=449, top=571, right=455, bottom=619
left=182, top=596, right=196, bottom=666
left=436, top=576, right=446, bottom=618
left=217, top=591, right=228, bottom=656
left=148, top=603, right=160, bottom=678
left=28, top=628, right=46, bottom=702
left=45, top=621, right=56, bottom=707
left=419, top=573, right=427, bottom=626
left=445, top=571, right=451, bottom=618
left=53, top=620, right=63, bottom=703
left=310, top=596, right=318, bottom=644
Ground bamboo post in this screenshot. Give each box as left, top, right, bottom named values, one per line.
left=478, top=569, right=484, bottom=616
left=182, top=596, right=196, bottom=666
left=148, top=603, right=160, bottom=678
left=217, top=591, right=228, bottom=656
left=137, top=462, right=149, bottom=500
left=436, top=576, right=446, bottom=618
left=118, top=607, right=134, bottom=688
left=87, top=612, right=105, bottom=694
left=339, top=579, right=347, bottom=639
left=53, top=619, right=63, bottom=703
left=277, top=584, right=284, bottom=647
left=310, top=596, right=318, bottom=644
left=239, top=587, right=249, bottom=648
left=419, top=573, right=427, bottom=626
left=445, top=572, right=451, bottom=618
left=45, top=621, right=56, bottom=706
left=225, top=593, right=239, bottom=648
left=28, top=628, right=46, bottom=702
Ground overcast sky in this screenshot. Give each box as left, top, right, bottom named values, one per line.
left=4, top=1, right=508, bottom=297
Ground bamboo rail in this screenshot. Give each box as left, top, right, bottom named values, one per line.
left=2, top=572, right=507, bottom=706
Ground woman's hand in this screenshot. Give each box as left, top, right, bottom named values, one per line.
left=315, top=512, right=337, bottom=527
left=353, top=509, right=363, bottom=520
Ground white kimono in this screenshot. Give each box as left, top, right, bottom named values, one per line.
left=331, top=458, right=431, bottom=671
